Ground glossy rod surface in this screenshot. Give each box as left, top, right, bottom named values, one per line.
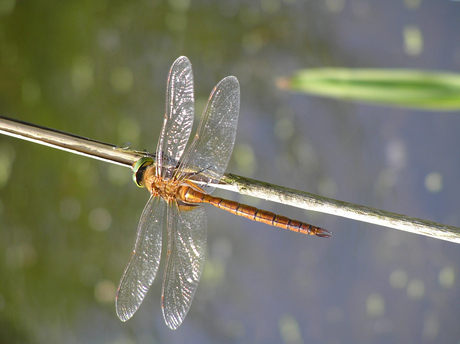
left=0, top=116, right=144, bottom=167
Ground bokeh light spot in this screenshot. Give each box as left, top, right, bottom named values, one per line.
left=403, top=25, right=423, bottom=56
left=438, top=266, right=455, bottom=288
left=233, top=143, right=257, bottom=176
left=274, top=118, right=294, bottom=141
left=407, top=279, right=425, bottom=299
left=94, top=279, right=116, bottom=304
left=366, top=293, right=385, bottom=317
left=325, top=0, right=345, bottom=13
left=0, top=144, right=15, bottom=189
left=110, top=66, right=133, bottom=93
left=389, top=269, right=408, bottom=289
left=88, top=208, right=112, bottom=231
left=71, top=55, right=94, bottom=93
left=424, top=172, right=443, bottom=193
left=279, top=314, right=303, bottom=344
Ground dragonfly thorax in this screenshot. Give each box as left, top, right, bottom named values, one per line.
left=141, top=165, right=182, bottom=203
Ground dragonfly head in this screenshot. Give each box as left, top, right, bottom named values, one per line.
left=132, top=157, right=154, bottom=187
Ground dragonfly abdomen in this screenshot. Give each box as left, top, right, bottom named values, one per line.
left=179, top=186, right=331, bottom=238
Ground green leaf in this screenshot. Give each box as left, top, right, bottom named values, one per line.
left=279, top=68, right=460, bottom=111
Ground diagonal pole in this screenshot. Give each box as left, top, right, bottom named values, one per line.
left=1, top=115, right=459, bottom=244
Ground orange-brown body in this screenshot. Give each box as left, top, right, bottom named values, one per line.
left=178, top=185, right=331, bottom=238
left=139, top=164, right=330, bottom=238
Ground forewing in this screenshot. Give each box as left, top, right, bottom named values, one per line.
left=162, top=203, right=207, bottom=330
left=177, top=76, right=240, bottom=194
left=116, top=196, right=165, bottom=321
left=156, top=56, right=194, bottom=179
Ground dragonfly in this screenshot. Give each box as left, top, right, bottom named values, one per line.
left=115, top=56, right=331, bottom=330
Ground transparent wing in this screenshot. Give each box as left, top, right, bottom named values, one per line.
left=161, top=203, right=207, bottom=330
left=156, top=56, right=194, bottom=179
left=177, top=76, right=240, bottom=194
left=116, top=196, right=165, bottom=321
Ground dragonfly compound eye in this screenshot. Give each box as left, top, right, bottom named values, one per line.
left=132, top=157, right=154, bottom=187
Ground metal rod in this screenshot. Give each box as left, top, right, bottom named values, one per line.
left=221, top=174, right=460, bottom=244
left=0, top=116, right=146, bottom=168
left=1, top=116, right=459, bottom=244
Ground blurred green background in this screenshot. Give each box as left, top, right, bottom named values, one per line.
left=1, top=0, right=460, bottom=343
